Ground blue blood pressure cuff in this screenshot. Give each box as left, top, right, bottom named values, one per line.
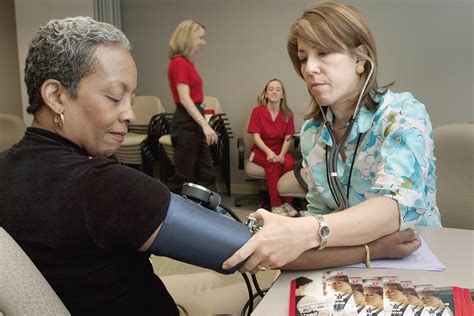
left=149, top=193, right=252, bottom=274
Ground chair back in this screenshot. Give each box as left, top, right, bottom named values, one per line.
left=0, top=227, right=70, bottom=315
left=0, top=114, right=26, bottom=152
left=158, top=134, right=175, bottom=165
left=203, top=96, right=222, bottom=114
left=242, top=115, right=254, bottom=159
left=433, top=122, right=474, bottom=229
left=131, top=96, right=165, bottom=128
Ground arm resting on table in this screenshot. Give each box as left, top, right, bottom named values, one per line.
left=282, top=229, right=421, bottom=270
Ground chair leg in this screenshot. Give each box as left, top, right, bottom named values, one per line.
left=259, top=190, right=270, bottom=209
left=234, top=194, right=260, bottom=208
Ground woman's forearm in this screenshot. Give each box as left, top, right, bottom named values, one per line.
left=282, top=244, right=366, bottom=270
left=253, top=133, right=273, bottom=155
left=282, top=228, right=420, bottom=270
left=324, top=196, right=400, bottom=246
left=177, top=83, right=207, bottom=127
left=279, top=135, right=292, bottom=156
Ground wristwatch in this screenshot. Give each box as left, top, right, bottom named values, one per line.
left=315, top=215, right=330, bottom=250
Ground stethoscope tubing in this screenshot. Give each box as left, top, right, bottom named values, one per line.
left=323, top=58, right=375, bottom=211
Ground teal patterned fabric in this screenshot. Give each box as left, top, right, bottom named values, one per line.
left=300, top=90, right=441, bottom=229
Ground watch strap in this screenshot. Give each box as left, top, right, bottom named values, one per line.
left=315, top=214, right=329, bottom=250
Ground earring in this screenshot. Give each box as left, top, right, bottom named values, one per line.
left=53, top=110, right=64, bottom=128
left=356, top=64, right=365, bottom=75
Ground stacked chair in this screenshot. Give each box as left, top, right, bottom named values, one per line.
left=114, top=96, right=165, bottom=175
left=146, top=112, right=174, bottom=180
left=146, top=96, right=234, bottom=195
left=205, top=96, right=234, bottom=196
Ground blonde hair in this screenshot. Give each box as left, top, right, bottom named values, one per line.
left=169, top=19, right=205, bottom=59
left=257, top=78, right=292, bottom=121
left=287, top=2, right=391, bottom=121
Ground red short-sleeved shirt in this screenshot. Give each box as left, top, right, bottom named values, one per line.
left=247, top=104, right=295, bottom=153
left=168, top=56, right=204, bottom=104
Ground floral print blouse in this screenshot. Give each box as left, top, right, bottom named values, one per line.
left=300, top=90, right=441, bottom=229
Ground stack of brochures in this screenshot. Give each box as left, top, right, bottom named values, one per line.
left=289, top=270, right=473, bottom=316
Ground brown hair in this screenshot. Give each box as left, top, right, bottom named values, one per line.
left=257, top=78, right=292, bottom=121
left=169, top=19, right=205, bottom=59
left=287, top=2, right=392, bottom=121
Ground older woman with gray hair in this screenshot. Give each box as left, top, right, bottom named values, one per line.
left=0, top=16, right=255, bottom=315
left=0, top=16, right=182, bottom=315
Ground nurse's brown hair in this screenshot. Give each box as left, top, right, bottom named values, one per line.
left=288, top=2, right=390, bottom=121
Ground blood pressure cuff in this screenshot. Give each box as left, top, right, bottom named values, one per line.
left=149, top=193, right=251, bottom=274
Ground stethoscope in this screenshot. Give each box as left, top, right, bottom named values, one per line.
left=319, top=58, right=375, bottom=211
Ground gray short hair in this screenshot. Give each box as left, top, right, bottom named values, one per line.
left=25, top=16, right=131, bottom=114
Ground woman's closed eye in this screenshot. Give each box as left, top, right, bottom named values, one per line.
left=107, top=95, right=121, bottom=103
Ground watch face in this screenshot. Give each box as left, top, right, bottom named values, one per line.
left=320, top=225, right=330, bottom=237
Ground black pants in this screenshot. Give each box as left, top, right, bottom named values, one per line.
left=168, top=104, right=216, bottom=194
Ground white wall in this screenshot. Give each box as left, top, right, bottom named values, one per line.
left=121, top=0, right=473, bottom=188
left=14, top=0, right=94, bottom=126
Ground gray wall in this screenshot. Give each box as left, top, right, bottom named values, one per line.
left=0, top=0, right=22, bottom=118
left=14, top=0, right=94, bottom=126
left=1, top=0, right=472, bottom=190
left=121, top=0, right=473, bottom=189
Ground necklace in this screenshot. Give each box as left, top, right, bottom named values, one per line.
left=333, top=123, right=349, bottom=130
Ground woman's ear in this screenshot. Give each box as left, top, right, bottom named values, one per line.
left=40, top=79, right=66, bottom=114
left=356, top=44, right=368, bottom=55
left=355, top=44, right=369, bottom=66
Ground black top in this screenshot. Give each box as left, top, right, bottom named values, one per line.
left=0, top=127, right=178, bottom=315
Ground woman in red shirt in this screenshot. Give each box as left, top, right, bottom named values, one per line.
left=247, top=79, right=298, bottom=216
left=167, top=20, right=218, bottom=193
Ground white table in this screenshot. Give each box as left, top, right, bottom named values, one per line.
left=252, top=227, right=474, bottom=315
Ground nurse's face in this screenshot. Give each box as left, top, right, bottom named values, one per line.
left=419, top=293, right=444, bottom=309
left=364, top=289, right=383, bottom=309
left=406, top=293, right=423, bottom=308
left=330, top=279, right=352, bottom=293
left=385, top=287, right=408, bottom=305
left=297, top=38, right=361, bottom=109
left=192, top=27, right=206, bottom=54
left=265, top=80, right=283, bottom=105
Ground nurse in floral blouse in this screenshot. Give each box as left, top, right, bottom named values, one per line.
left=223, top=2, right=439, bottom=274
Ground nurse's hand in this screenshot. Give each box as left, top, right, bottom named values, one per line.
left=202, top=124, right=218, bottom=145
left=222, top=209, right=318, bottom=273
left=275, top=153, right=285, bottom=164
left=266, top=151, right=277, bottom=162
left=369, top=229, right=421, bottom=259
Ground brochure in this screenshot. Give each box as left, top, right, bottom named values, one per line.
left=289, top=270, right=473, bottom=316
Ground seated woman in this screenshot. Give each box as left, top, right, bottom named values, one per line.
left=223, top=2, right=435, bottom=273
left=0, top=16, right=253, bottom=315
left=247, top=78, right=298, bottom=217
